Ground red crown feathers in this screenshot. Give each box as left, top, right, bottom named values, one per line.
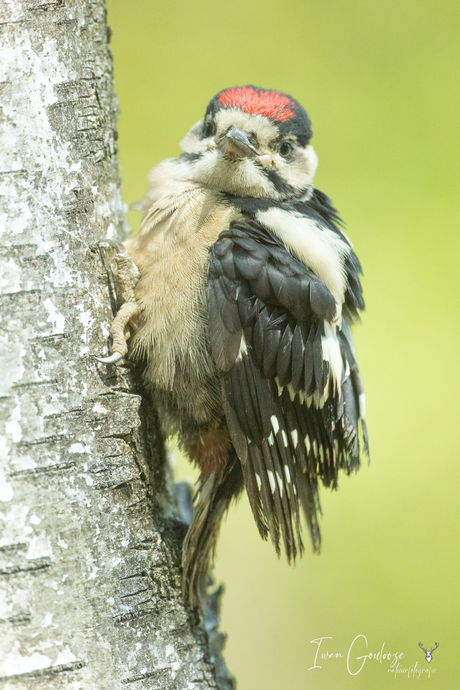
left=217, top=87, right=296, bottom=123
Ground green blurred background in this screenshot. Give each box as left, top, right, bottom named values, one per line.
left=106, top=1, right=460, bottom=687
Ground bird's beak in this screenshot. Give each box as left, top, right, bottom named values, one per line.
left=218, top=128, right=259, bottom=160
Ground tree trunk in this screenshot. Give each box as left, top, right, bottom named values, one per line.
left=0, top=2, right=232, bottom=688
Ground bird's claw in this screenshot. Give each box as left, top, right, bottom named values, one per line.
left=98, top=237, right=130, bottom=255
left=94, top=352, right=124, bottom=365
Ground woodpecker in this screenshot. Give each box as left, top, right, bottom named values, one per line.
left=97, top=86, right=369, bottom=609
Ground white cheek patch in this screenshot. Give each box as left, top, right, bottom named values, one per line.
left=304, top=145, right=318, bottom=176
left=273, top=144, right=318, bottom=192
left=257, top=206, right=350, bottom=306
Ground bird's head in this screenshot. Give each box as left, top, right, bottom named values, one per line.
left=179, top=86, right=318, bottom=201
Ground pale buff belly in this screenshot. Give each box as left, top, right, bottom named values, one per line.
left=125, top=188, right=237, bottom=438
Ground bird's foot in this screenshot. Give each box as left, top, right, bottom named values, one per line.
left=95, top=239, right=141, bottom=365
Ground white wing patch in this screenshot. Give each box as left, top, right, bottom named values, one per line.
left=257, top=207, right=350, bottom=309
left=236, top=335, right=248, bottom=362
left=321, top=320, right=343, bottom=394
left=270, top=415, right=280, bottom=434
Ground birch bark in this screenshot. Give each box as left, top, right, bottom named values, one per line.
left=0, top=2, right=232, bottom=688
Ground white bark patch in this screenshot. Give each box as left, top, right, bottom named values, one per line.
left=76, top=301, right=96, bottom=347
left=87, top=565, right=100, bottom=580
left=0, top=505, right=30, bottom=547
left=0, top=642, right=52, bottom=676
left=41, top=612, right=54, bottom=627
left=0, top=337, right=26, bottom=397
left=0, top=213, right=7, bottom=237
left=9, top=203, right=32, bottom=236
left=0, top=257, right=21, bottom=293
left=26, top=532, right=53, bottom=560
left=55, top=649, right=78, bottom=666
left=5, top=402, right=22, bottom=443
left=92, top=402, right=108, bottom=415
left=43, top=298, right=65, bottom=334
left=0, top=467, right=14, bottom=503
left=69, top=443, right=91, bottom=454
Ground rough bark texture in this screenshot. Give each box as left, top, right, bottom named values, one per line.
left=0, top=2, right=232, bottom=688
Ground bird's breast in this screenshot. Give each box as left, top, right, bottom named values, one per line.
left=124, top=185, right=236, bottom=396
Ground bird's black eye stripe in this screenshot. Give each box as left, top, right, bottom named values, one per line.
left=203, top=121, right=216, bottom=138
left=279, top=141, right=294, bottom=158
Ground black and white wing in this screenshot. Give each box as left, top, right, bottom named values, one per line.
left=207, top=218, right=368, bottom=561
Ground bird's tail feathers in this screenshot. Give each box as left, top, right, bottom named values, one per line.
left=181, top=451, right=244, bottom=609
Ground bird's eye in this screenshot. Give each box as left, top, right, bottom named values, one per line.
left=279, top=141, right=293, bottom=158
left=203, top=121, right=216, bottom=138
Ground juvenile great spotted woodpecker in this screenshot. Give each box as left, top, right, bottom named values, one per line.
left=97, top=86, right=369, bottom=609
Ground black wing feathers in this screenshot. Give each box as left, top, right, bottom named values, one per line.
left=226, top=220, right=337, bottom=322
left=208, top=217, right=367, bottom=561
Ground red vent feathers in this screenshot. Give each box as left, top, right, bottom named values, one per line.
left=218, top=87, right=296, bottom=122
